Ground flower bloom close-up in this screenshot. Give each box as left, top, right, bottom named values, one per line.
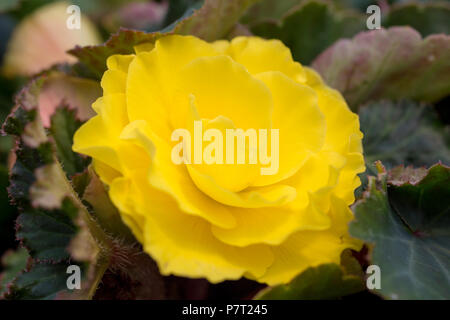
left=72, top=34, right=365, bottom=285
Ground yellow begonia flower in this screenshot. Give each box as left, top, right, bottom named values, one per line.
left=73, top=35, right=365, bottom=285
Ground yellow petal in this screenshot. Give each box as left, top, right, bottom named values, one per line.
left=252, top=71, right=326, bottom=186
left=225, top=37, right=306, bottom=83
left=186, top=114, right=261, bottom=193
left=101, top=54, right=135, bottom=94
left=211, top=194, right=331, bottom=248
left=188, top=163, right=297, bottom=208
left=259, top=197, right=361, bottom=285
left=126, top=35, right=221, bottom=140
left=120, top=120, right=237, bottom=229
left=258, top=230, right=346, bottom=285
left=179, top=55, right=273, bottom=131
left=316, top=85, right=362, bottom=154
left=72, top=94, right=129, bottom=172
left=109, top=175, right=273, bottom=283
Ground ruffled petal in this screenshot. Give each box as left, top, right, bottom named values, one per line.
left=120, top=120, right=237, bottom=229
left=224, top=37, right=306, bottom=83
left=109, top=174, right=274, bottom=283
left=252, top=71, right=326, bottom=186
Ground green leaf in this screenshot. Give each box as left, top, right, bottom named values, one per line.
left=164, top=0, right=202, bottom=27
left=241, top=0, right=301, bottom=24
left=175, top=0, right=259, bottom=40
left=332, top=0, right=378, bottom=11
left=254, top=251, right=364, bottom=300
left=0, top=0, right=20, bottom=12
left=360, top=100, right=450, bottom=169
left=0, top=248, right=29, bottom=297
left=384, top=2, right=450, bottom=37
left=0, top=164, right=18, bottom=251
left=350, top=163, right=450, bottom=299
left=68, top=29, right=163, bottom=79
left=2, top=76, right=111, bottom=300
left=17, top=198, right=78, bottom=261
left=255, top=264, right=364, bottom=300
left=49, top=106, right=90, bottom=177
left=312, top=27, right=450, bottom=108
left=249, top=1, right=366, bottom=64
left=69, top=0, right=259, bottom=78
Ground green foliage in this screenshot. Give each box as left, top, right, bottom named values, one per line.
left=1, top=76, right=110, bottom=299
left=241, top=0, right=301, bottom=24
left=350, top=163, right=450, bottom=299
left=255, top=252, right=364, bottom=299
left=312, top=27, right=450, bottom=108
left=249, top=1, right=366, bottom=65
left=0, top=0, right=20, bottom=13
left=245, top=1, right=450, bottom=66
left=333, top=0, right=377, bottom=11
left=7, top=263, right=77, bottom=299
left=0, top=248, right=28, bottom=297
left=69, top=0, right=258, bottom=78
left=49, top=107, right=90, bottom=177
left=164, top=0, right=202, bottom=27
left=385, top=2, right=450, bottom=37
left=360, top=100, right=450, bottom=169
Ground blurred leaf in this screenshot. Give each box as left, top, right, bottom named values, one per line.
left=0, top=0, right=20, bottom=12
left=250, top=1, right=366, bottom=65
left=0, top=14, right=15, bottom=63
left=173, top=0, right=259, bottom=39
left=350, top=163, right=450, bottom=299
left=7, top=0, right=54, bottom=20
left=0, top=163, right=17, bottom=252
left=163, top=0, right=202, bottom=27
left=3, top=1, right=101, bottom=77
left=384, top=2, right=450, bottom=37
left=312, top=27, right=450, bottom=108
left=7, top=0, right=135, bottom=20
left=387, top=0, right=450, bottom=5
left=360, top=100, right=450, bottom=169
left=241, top=0, right=301, bottom=24
left=69, top=0, right=260, bottom=78
left=255, top=262, right=364, bottom=300
left=102, top=1, right=168, bottom=32
left=0, top=248, right=28, bottom=297
left=69, top=29, right=162, bottom=79
left=333, top=0, right=378, bottom=11
left=0, top=76, right=24, bottom=121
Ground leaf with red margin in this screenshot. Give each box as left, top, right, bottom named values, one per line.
left=312, top=27, right=450, bottom=108
left=350, top=163, right=450, bottom=299
left=0, top=248, right=29, bottom=298
left=68, top=0, right=259, bottom=78
left=2, top=76, right=112, bottom=299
